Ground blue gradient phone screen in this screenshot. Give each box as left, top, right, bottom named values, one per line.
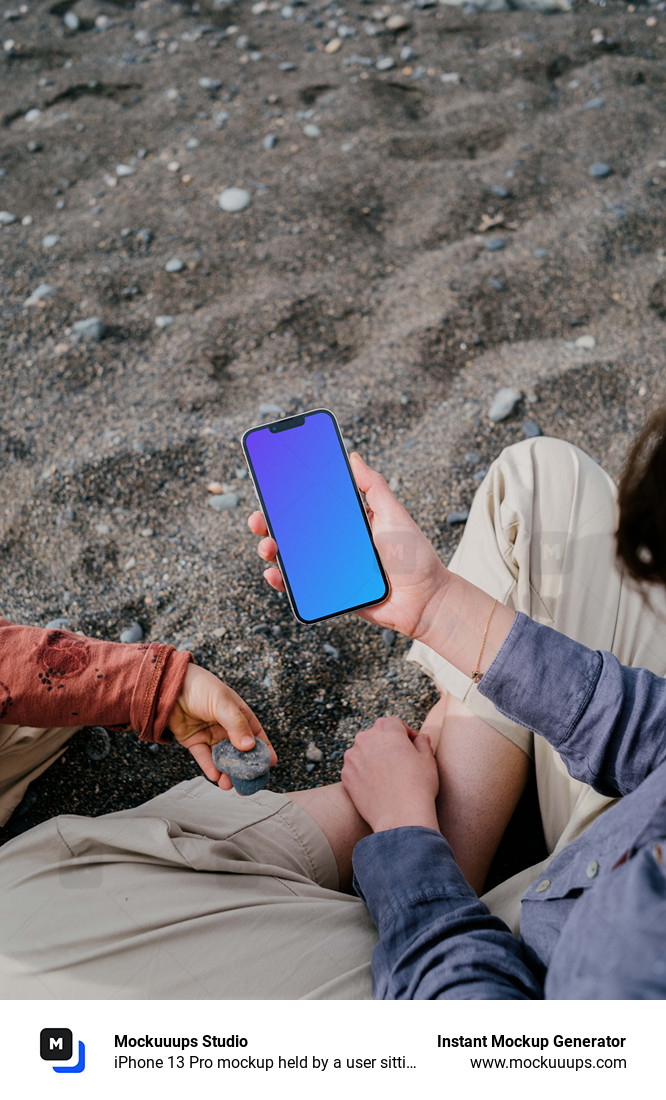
left=245, top=411, right=388, bottom=622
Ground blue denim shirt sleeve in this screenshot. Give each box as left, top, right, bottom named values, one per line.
left=479, top=613, right=666, bottom=797
left=352, top=827, right=543, bottom=1000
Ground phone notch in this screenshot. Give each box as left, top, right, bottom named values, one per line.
left=269, top=415, right=305, bottom=433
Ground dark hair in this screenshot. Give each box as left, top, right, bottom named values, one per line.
left=616, top=407, right=666, bottom=588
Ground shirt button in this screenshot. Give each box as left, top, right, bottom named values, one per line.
left=586, top=860, right=599, bottom=879
left=536, top=879, right=551, bottom=893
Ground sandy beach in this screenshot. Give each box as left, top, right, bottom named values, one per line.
left=0, top=0, right=664, bottom=844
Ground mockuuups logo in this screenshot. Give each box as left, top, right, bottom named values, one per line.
left=40, top=1028, right=86, bottom=1074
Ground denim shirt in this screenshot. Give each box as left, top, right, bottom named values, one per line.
left=352, top=613, right=666, bottom=999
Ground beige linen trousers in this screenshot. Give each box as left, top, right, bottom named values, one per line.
left=1, top=437, right=665, bottom=999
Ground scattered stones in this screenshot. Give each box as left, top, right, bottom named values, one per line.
left=305, top=741, right=324, bottom=763
left=589, top=162, right=612, bottom=178
left=382, top=629, right=395, bottom=647
left=278, top=60, right=296, bottom=72
left=25, top=107, right=41, bottom=122
left=120, top=621, right=144, bottom=644
left=259, top=402, right=283, bottom=417
left=322, top=643, right=340, bottom=659
left=523, top=421, right=542, bottom=438
left=199, top=76, right=222, bottom=90
left=45, top=617, right=71, bottom=630
left=25, top=282, right=58, bottom=306
left=376, top=56, right=395, bottom=71
left=446, top=511, right=469, bottom=525
left=303, top=123, right=321, bottom=138
left=491, top=185, right=509, bottom=199
left=209, top=492, right=239, bottom=511
left=400, top=45, right=416, bottom=61
left=155, top=315, right=173, bottom=328
left=484, top=237, right=506, bottom=252
left=73, top=317, right=106, bottom=341
left=63, top=10, right=80, bottom=30
left=0, top=211, right=17, bottom=225
left=42, top=234, right=59, bottom=248
left=324, top=37, right=342, bottom=53
left=263, top=133, right=277, bottom=149
left=583, top=97, right=605, bottom=110
left=206, top=481, right=224, bottom=494
left=574, top=334, right=596, bottom=350
left=464, top=451, right=482, bottom=465
left=26, top=139, right=42, bottom=153
left=214, top=110, right=230, bottom=128
left=116, top=163, right=135, bottom=177
left=218, top=187, right=251, bottom=212
left=473, top=468, right=488, bottom=481
left=212, top=739, right=272, bottom=795
left=534, top=247, right=548, bottom=258
left=490, top=277, right=505, bottom=291
left=167, top=160, right=180, bottom=173
left=165, top=258, right=185, bottom=272
left=489, top=387, right=521, bottom=422
left=441, top=72, right=460, bottom=84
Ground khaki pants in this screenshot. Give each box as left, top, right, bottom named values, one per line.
left=1, top=437, right=665, bottom=998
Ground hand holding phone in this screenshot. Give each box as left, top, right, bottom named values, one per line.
left=247, top=436, right=448, bottom=640
left=243, top=409, right=390, bottom=623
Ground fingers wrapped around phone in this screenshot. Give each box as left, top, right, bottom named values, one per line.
left=247, top=511, right=285, bottom=591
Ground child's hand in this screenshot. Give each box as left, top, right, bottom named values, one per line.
left=341, top=716, right=439, bottom=834
left=167, top=665, right=276, bottom=789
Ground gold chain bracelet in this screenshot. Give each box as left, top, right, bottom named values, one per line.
left=471, top=598, right=498, bottom=684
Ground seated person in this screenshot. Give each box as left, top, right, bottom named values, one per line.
left=0, top=410, right=665, bottom=998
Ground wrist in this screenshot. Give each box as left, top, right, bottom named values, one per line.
left=372, top=807, right=439, bottom=834
left=412, top=566, right=455, bottom=647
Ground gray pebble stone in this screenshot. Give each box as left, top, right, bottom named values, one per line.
left=306, top=741, right=324, bottom=763
left=63, top=10, right=80, bottom=30
left=199, top=77, right=222, bottom=90
left=120, top=621, right=144, bottom=644
left=208, top=492, right=239, bottom=511
left=583, top=97, right=605, bottom=110
left=45, top=617, right=71, bottom=630
left=490, top=277, right=505, bottom=291
left=473, top=468, right=488, bottom=481
left=185, top=137, right=200, bottom=150
left=400, top=45, right=416, bottom=61
left=25, top=282, right=58, bottom=305
left=278, top=61, right=296, bottom=71
left=165, top=258, right=185, bottom=273
left=263, top=133, right=277, bottom=150
left=491, top=185, right=509, bottom=199
left=64, top=506, right=75, bottom=521
left=464, top=451, right=481, bottom=464
left=382, top=629, right=395, bottom=647
left=155, top=315, right=174, bottom=328
left=0, top=211, right=17, bottom=225
left=86, top=726, right=111, bottom=761
left=306, top=762, right=316, bottom=773
left=322, top=643, right=340, bottom=660
left=303, top=123, right=321, bottom=138
left=484, top=237, right=506, bottom=252
left=533, top=247, right=548, bottom=258
left=489, top=387, right=521, bottom=422
left=446, top=511, right=470, bottom=526
left=523, top=420, right=542, bottom=438
left=26, top=140, right=42, bottom=153
left=376, top=56, right=395, bottom=71
left=214, top=111, right=230, bottom=128
left=259, top=402, right=283, bottom=417
left=218, top=187, right=251, bottom=212
left=589, top=162, right=612, bottom=178
left=42, top=234, right=59, bottom=248
left=115, top=163, right=135, bottom=177
left=212, top=739, right=272, bottom=794
left=73, top=317, right=105, bottom=341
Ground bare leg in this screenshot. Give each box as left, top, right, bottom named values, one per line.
left=287, top=783, right=371, bottom=892
left=421, top=692, right=530, bottom=894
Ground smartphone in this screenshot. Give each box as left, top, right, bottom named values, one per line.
left=242, top=408, right=390, bottom=624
